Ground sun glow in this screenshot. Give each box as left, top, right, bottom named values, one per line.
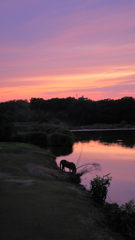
left=1, top=65, right=135, bottom=102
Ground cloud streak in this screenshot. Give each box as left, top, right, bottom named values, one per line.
left=0, top=0, right=135, bottom=102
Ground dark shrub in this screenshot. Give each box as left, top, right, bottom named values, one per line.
left=26, top=132, right=48, bottom=147
left=105, top=199, right=135, bottom=239
left=90, top=174, right=112, bottom=204
left=13, top=133, right=26, bottom=143
left=49, top=132, right=74, bottom=146
left=50, top=145, right=73, bottom=157
left=56, top=128, right=74, bottom=138
left=0, top=114, right=14, bottom=141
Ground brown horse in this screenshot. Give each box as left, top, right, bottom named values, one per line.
left=60, top=160, right=76, bottom=174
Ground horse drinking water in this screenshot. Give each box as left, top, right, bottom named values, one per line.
left=60, top=160, right=76, bottom=174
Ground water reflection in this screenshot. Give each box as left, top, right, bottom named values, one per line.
left=57, top=130, right=135, bottom=205
left=73, top=130, right=135, bottom=148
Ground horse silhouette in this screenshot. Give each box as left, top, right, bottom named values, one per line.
left=60, top=159, right=76, bottom=174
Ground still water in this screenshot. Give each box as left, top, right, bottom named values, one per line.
left=56, top=130, right=135, bottom=205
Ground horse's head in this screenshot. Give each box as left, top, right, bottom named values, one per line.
left=72, top=164, right=76, bottom=174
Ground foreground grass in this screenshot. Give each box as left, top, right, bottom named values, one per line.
left=0, top=142, right=126, bottom=240
left=0, top=142, right=50, bottom=154
left=1, top=180, right=92, bottom=240
left=0, top=142, right=91, bottom=240
left=0, top=142, right=56, bottom=174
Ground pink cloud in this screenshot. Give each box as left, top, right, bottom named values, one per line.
left=0, top=1, right=135, bottom=102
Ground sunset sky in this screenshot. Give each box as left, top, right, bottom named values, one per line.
left=0, top=0, right=135, bottom=102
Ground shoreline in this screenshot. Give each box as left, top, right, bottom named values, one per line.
left=71, top=128, right=135, bottom=132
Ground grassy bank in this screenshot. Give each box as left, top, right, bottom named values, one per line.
left=0, top=142, right=126, bottom=240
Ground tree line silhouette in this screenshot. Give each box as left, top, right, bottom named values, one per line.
left=0, top=96, right=135, bottom=125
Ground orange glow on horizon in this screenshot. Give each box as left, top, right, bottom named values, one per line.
left=0, top=65, right=135, bottom=102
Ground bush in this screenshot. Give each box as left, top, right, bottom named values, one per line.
left=0, top=115, right=14, bottom=141
left=40, top=124, right=62, bottom=134
left=105, top=199, right=135, bottom=239
left=26, top=132, right=48, bottom=147
left=49, top=132, right=74, bottom=146
left=50, top=145, right=73, bottom=157
left=56, top=128, right=74, bottom=138
left=90, top=174, right=112, bottom=204
left=12, top=133, right=26, bottom=143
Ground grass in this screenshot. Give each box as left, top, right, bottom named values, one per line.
left=0, top=142, right=56, bottom=176
left=0, top=142, right=92, bottom=240
left=0, top=142, right=84, bottom=240
left=0, top=142, right=48, bottom=153
left=0, top=142, right=126, bottom=240
left=1, top=180, right=92, bottom=240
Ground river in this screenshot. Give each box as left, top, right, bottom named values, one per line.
left=56, top=129, right=135, bottom=205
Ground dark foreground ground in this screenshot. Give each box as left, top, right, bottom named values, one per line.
left=0, top=143, right=126, bottom=240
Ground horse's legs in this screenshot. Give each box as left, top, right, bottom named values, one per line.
left=62, top=164, right=65, bottom=171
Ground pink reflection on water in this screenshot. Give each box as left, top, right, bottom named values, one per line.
left=57, top=141, right=135, bottom=205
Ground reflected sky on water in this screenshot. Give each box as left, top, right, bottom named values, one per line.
left=57, top=131, right=135, bottom=205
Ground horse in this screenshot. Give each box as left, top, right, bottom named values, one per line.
left=60, top=159, right=76, bottom=174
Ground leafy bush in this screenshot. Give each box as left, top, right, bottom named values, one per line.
left=0, top=114, right=14, bottom=141
left=26, top=132, right=48, bottom=147
left=56, top=128, right=74, bottom=138
left=39, top=124, right=61, bottom=134
left=12, top=123, right=74, bottom=148
left=50, top=145, right=73, bottom=157
left=90, top=174, right=112, bottom=204
left=105, top=199, right=135, bottom=239
left=13, top=133, right=26, bottom=143
left=49, top=132, right=74, bottom=146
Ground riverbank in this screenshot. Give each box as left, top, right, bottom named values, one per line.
left=71, top=128, right=135, bottom=131
left=0, top=142, right=126, bottom=240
